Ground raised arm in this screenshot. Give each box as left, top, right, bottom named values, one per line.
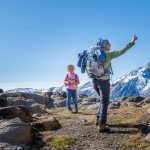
left=109, top=35, right=138, bottom=59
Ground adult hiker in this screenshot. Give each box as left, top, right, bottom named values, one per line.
left=64, top=64, right=80, bottom=113
left=77, top=35, right=138, bottom=132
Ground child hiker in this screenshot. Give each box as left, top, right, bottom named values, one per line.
left=64, top=64, right=80, bottom=113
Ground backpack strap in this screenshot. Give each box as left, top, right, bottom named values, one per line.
left=75, top=74, right=78, bottom=82
left=110, top=63, right=113, bottom=75
left=65, top=74, right=69, bottom=81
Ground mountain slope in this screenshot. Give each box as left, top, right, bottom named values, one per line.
left=78, top=62, right=150, bottom=100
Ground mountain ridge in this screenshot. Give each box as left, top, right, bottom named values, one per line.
left=4, top=62, right=150, bottom=100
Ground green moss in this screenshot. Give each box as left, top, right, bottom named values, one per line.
left=51, top=135, right=76, bottom=149
left=113, top=116, right=144, bottom=126
left=120, top=118, right=141, bottom=125
left=121, top=134, right=150, bottom=150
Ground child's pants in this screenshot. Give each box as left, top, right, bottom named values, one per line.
left=66, top=89, right=78, bottom=111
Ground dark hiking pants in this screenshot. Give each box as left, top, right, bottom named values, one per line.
left=92, top=79, right=110, bottom=124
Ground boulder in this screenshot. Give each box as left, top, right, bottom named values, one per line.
left=32, top=116, right=60, bottom=131
left=44, top=95, right=55, bottom=108
left=121, top=102, right=139, bottom=107
left=0, top=142, right=28, bottom=150
left=0, top=118, right=31, bottom=144
left=7, top=97, right=35, bottom=107
left=40, top=117, right=60, bottom=130
left=0, top=106, right=31, bottom=122
left=0, top=89, right=4, bottom=93
left=77, top=98, right=83, bottom=103
left=109, top=101, right=121, bottom=109
left=6, top=93, right=45, bottom=104
left=145, top=133, right=150, bottom=142
left=147, top=108, right=150, bottom=114
left=30, top=103, right=45, bottom=114
left=87, top=103, right=99, bottom=110
left=139, top=98, right=150, bottom=106
left=0, top=93, right=7, bottom=107
left=54, top=99, right=66, bottom=107
left=60, top=91, right=67, bottom=99
left=80, top=100, right=93, bottom=106
left=83, top=97, right=99, bottom=102
left=119, top=96, right=145, bottom=108
left=120, top=96, right=145, bottom=103
left=78, top=94, right=88, bottom=99
left=80, top=118, right=88, bottom=123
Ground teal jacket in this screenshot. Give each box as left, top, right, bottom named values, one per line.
left=92, top=41, right=135, bottom=80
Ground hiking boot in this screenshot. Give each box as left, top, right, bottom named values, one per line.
left=99, top=123, right=111, bottom=133
left=74, top=110, right=78, bottom=114
left=67, top=109, right=73, bottom=114
left=95, top=120, right=99, bottom=126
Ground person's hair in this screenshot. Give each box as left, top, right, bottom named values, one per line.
left=67, top=64, right=75, bottom=70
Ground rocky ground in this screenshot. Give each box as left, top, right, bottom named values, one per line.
left=44, top=106, right=150, bottom=150
left=0, top=91, right=150, bottom=150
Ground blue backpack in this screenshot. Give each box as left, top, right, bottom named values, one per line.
left=77, top=48, right=107, bottom=78
left=77, top=38, right=113, bottom=79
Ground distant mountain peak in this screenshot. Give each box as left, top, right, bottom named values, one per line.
left=78, top=61, right=150, bottom=100
left=145, top=61, right=150, bottom=69
left=5, top=62, right=150, bottom=101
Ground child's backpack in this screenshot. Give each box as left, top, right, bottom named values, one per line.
left=64, top=74, right=78, bottom=86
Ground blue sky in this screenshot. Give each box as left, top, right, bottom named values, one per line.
left=0, top=0, right=150, bottom=90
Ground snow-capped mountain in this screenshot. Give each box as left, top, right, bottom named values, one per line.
left=5, top=88, right=42, bottom=94
left=77, top=81, right=99, bottom=98
left=5, top=62, right=150, bottom=100
left=5, top=86, right=65, bottom=94
left=78, top=62, right=150, bottom=100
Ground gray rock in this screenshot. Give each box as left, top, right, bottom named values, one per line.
left=145, top=125, right=150, bottom=142
left=139, top=98, right=150, bottom=106
left=32, top=113, right=41, bottom=118
left=0, top=93, right=7, bottom=107
left=120, top=96, right=145, bottom=103
left=119, top=97, right=144, bottom=107
left=81, top=101, right=93, bottom=106
left=87, top=103, right=99, bottom=110
left=147, top=124, right=150, bottom=132
left=78, top=104, right=87, bottom=109
left=0, top=106, right=31, bottom=122
left=109, top=101, right=121, bottom=109
left=6, top=93, right=45, bottom=104
left=32, top=116, right=60, bottom=131
left=77, top=98, right=83, bottom=103
left=0, top=89, right=4, bottom=93
left=0, top=142, right=29, bottom=150
left=121, top=102, right=139, bottom=107
left=7, top=97, right=35, bottom=107
left=145, top=133, right=150, bottom=142
left=30, top=103, right=45, bottom=114
left=83, top=97, right=98, bottom=102
left=0, top=118, right=31, bottom=144
left=47, top=98, right=55, bottom=108
left=54, top=99, right=66, bottom=107
left=147, top=108, right=150, bottom=114
left=78, top=94, right=88, bottom=99
left=80, top=118, right=88, bottom=123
